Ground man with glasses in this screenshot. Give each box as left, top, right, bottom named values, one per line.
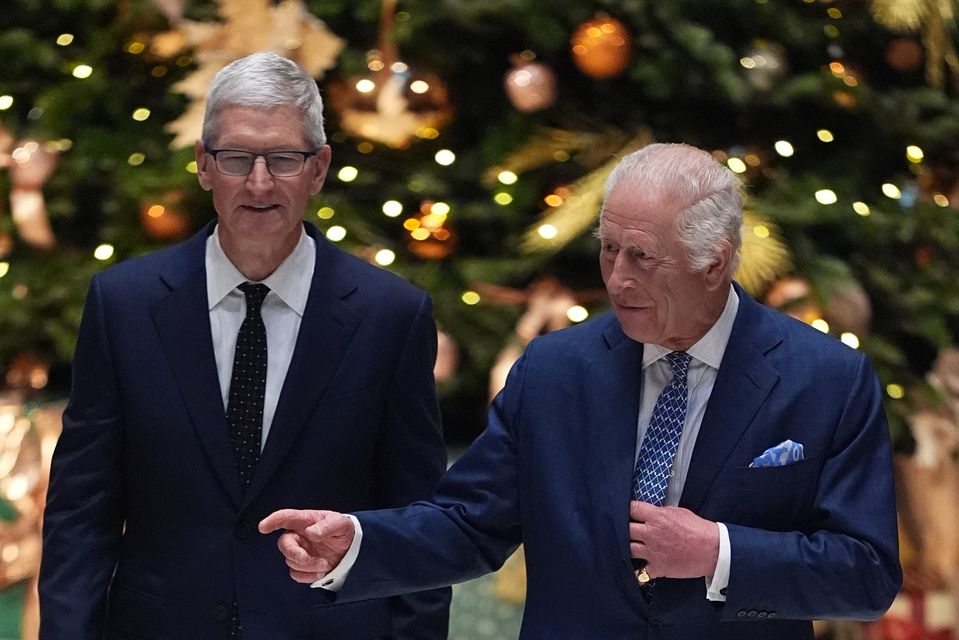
left=39, top=52, right=450, bottom=639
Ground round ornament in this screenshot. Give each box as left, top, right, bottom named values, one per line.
left=762, top=276, right=823, bottom=325
left=885, top=38, right=923, bottom=72
left=140, top=190, right=192, bottom=240
left=504, top=58, right=557, bottom=112
left=570, top=16, right=632, bottom=79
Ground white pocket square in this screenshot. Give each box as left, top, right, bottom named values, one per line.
left=749, top=439, right=804, bottom=468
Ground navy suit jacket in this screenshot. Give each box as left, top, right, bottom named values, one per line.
left=39, top=222, right=450, bottom=639
left=342, top=284, right=900, bottom=639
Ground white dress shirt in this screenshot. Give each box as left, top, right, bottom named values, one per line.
left=206, top=226, right=315, bottom=449
left=636, top=285, right=739, bottom=600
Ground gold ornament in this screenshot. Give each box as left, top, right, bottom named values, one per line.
left=328, top=0, right=452, bottom=147
left=521, top=130, right=653, bottom=253
left=157, top=0, right=345, bottom=148
left=871, top=0, right=959, bottom=88
left=570, top=15, right=633, bottom=79
left=735, top=211, right=792, bottom=297
left=504, top=54, right=557, bottom=112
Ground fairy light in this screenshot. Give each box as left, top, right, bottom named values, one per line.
left=430, top=202, right=450, bottom=216
left=326, top=226, right=347, bottom=242
left=461, top=291, right=481, bottom=305
left=56, top=34, right=74, bottom=46
left=128, top=152, right=146, bottom=166
left=0, top=96, right=12, bottom=111
left=752, top=225, right=770, bottom=238
left=0, top=263, right=8, bottom=278
left=494, top=193, right=513, bottom=205
left=498, top=171, right=518, bottom=185
left=538, top=224, right=558, bottom=239
left=815, top=189, right=838, bottom=205
left=886, top=384, right=905, bottom=399
left=94, top=244, right=114, bottom=261
left=356, top=79, right=376, bottom=93
left=840, top=332, right=860, bottom=349
left=817, top=129, right=834, bottom=142
left=882, top=183, right=902, bottom=199
left=434, top=149, right=456, bottom=166
left=852, top=202, right=871, bottom=216
left=544, top=194, right=563, bottom=207
left=382, top=200, right=403, bottom=217
left=811, top=318, right=830, bottom=333
left=567, top=306, right=589, bottom=323
left=337, top=166, right=358, bottom=182
left=905, top=145, right=924, bottom=163
left=726, top=157, right=747, bottom=174
left=410, top=80, right=429, bottom=94
left=132, top=108, right=151, bottom=121
left=317, top=207, right=335, bottom=220
left=374, top=249, right=396, bottom=266
left=72, top=64, right=93, bottom=79
left=934, top=194, right=949, bottom=207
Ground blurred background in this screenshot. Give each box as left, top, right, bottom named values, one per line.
left=1, top=0, right=958, bottom=637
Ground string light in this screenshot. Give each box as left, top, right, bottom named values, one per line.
left=374, top=249, right=395, bottom=266
left=816, top=130, right=834, bottom=142
left=185, top=161, right=198, bottom=174
left=933, top=194, right=950, bottom=207
left=0, top=96, right=13, bottom=110
left=886, top=384, right=905, bottom=399
left=94, top=244, right=114, bottom=261
left=881, top=183, right=902, bottom=199
left=326, top=226, right=347, bottom=242
left=72, top=64, right=93, bottom=79
left=905, top=145, right=924, bottom=163
left=494, top=193, right=513, bottom=205
left=56, top=34, right=74, bottom=46
left=567, top=306, right=589, bottom=322
left=537, top=224, right=558, bottom=239
left=132, top=108, right=151, bottom=121
left=434, top=149, right=455, bottom=166
left=811, top=318, right=830, bottom=333
left=726, top=157, right=747, bottom=174
left=317, top=207, right=335, bottom=219
left=0, top=262, right=8, bottom=278
left=498, top=171, right=518, bottom=185
left=461, top=291, right=481, bottom=305
left=840, top=333, right=860, bottom=349
left=382, top=200, right=403, bottom=217
left=852, top=202, right=871, bottom=216
left=128, top=153, right=146, bottom=166
left=337, top=166, right=358, bottom=182
left=815, top=189, right=837, bottom=205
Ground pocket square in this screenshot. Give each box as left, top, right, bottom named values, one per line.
left=749, top=439, right=804, bottom=468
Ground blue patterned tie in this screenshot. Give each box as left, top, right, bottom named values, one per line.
left=632, top=351, right=691, bottom=594
left=632, top=351, right=692, bottom=506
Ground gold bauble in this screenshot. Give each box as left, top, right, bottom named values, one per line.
left=570, top=16, right=632, bottom=79
left=504, top=60, right=557, bottom=112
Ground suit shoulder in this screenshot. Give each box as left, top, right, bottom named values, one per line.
left=526, top=312, right=616, bottom=358
left=324, top=242, right=427, bottom=304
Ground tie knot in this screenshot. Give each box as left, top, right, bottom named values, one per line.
left=238, top=282, right=270, bottom=312
left=665, top=351, right=691, bottom=376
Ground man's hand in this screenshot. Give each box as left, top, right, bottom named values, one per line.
left=258, top=509, right=355, bottom=584
left=629, top=501, right=719, bottom=580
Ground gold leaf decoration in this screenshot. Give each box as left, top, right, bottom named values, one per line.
left=871, top=0, right=959, bottom=88
left=735, top=210, right=792, bottom=296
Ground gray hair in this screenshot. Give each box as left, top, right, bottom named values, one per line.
left=602, top=143, right=743, bottom=274
left=202, top=52, right=326, bottom=149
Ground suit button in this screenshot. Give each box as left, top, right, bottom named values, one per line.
left=747, top=610, right=758, bottom=618
left=213, top=603, right=229, bottom=621
left=757, top=611, right=767, bottom=619
left=235, top=520, right=252, bottom=539
left=719, top=587, right=727, bottom=596
left=768, top=612, right=778, bottom=619
left=736, top=610, right=747, bottom=618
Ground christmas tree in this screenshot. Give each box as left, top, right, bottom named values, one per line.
left=1, top=0, right=957, bottom=449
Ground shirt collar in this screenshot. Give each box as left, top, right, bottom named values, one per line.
left=642, top=284, right=740, bottom=370
left=205, top=225, right=315, bottom=315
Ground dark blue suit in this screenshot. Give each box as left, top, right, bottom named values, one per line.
left=39, top=222, right=450, bottom=639
left=341, top=284, right=900, bottom=639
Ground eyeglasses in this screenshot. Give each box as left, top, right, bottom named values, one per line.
left=204, top=145, right=318, bottom=177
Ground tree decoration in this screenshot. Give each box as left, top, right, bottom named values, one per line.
left=871, top=0, right=959, bottom=88
left=521, top=130, right=653, bottom=253
left=0, top=125, right=58, bottom=250
left=570, top=15, right=632, bottom=79
left=328, top=0, right=452, bottom=147
left=140, top=190, right=192, bottom=240
left=822, top=280, right=872, bottom=337
left=761, top=276, right=823, bottom=325
left=742, top=40, right=788, bottom=92
left=734, top=211, right=792, bottom=296
left=155, top=0, right=345, bottom=148
left=886, top=37, right=925, bottom=72
left=406, top=201, right=457, bottom=260
left=504, top=53, right=557, bottom=112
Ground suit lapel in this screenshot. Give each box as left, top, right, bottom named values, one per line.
left=152, top=225, right=243, bottom=507
left=243, top=233, right=361, bottom=504
left=679, top=289, right=781, bottom=513
left=589, top=321, right=644, bottom=576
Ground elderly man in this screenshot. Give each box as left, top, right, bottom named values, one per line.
left=39, top=52, right=450, bottom=639
left=260, top=142, right=901, bottom=639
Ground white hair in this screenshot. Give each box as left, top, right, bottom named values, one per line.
left=202, top=52, right=326, bottom=148
left=602, top=143, right=744, bottom=274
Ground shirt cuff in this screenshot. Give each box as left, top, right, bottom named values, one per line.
left=705, top=521, right=730, bottom=601
left=310, top=514, right=363, bottom=591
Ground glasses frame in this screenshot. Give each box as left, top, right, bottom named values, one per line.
left=203, top=144, right=319, bottom=177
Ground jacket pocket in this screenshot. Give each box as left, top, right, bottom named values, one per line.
left=107, top=582, right=162, bottom=639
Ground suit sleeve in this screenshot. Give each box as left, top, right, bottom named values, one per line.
left=39, top=275, right=125, bottom=638
left=722, top=351, right=901, bottom=620
left=376, top=292, right=452, bottom=639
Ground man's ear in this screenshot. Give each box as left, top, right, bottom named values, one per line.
left=308, top=145, right=332, bottom=196
left=194, top=140, right=212, bottom=191
left=704, top=238, right=734, bottom=290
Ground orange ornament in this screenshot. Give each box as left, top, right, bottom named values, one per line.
left=140, top=190, right=192, bottom=240
left=570, top=16, right=632, bottom=79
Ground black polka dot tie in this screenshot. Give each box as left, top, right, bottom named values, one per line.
left=226, top=282, right=269, bottom=493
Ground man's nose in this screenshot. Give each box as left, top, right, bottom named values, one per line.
left=605, top=253, right=636, bottom=294
left=246, top=158, right=275, bottom=191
